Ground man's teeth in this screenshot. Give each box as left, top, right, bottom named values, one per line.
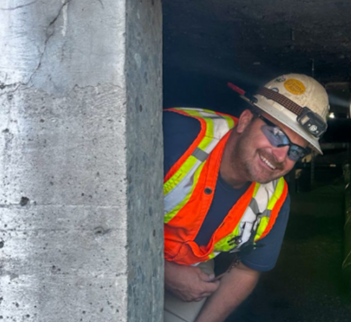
left=260, top=155, right=276, bottom=170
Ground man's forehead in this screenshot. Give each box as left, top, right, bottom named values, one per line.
left=260, top=111, right=286, bottom=129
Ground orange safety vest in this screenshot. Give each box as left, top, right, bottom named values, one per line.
left=164, top=108, right=288, bottom=266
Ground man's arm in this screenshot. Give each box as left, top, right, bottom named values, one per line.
left=165, top=260, right=220, bottom=302
left=195, top=262, right=260, bottom=322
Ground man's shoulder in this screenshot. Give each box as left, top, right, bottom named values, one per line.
left=163, top=109, right=202, bottom=145
left=163, top=110, right=202, bottom=175
left=164, top=109, right=200, bottom=127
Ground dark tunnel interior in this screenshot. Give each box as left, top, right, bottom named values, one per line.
left=163, top=1, right=351, bottom=321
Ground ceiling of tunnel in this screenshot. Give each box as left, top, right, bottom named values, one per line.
left=163, top=0, right=351, bottom=114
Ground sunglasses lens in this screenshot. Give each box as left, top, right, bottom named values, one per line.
left=261, top=125, right=306, bottom=161
left=261, top=125, right=289, bottom=146
left=288, top=146, right=307, bottom=161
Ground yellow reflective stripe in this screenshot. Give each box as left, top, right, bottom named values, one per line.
left=213, top=224, right=240, bottom=252
left=179, top=109, right=214, bottom=151
left=164, top=154, right=198, bottom=195
left=213, top=179, right=285, bottom=251
left=174, top=107, right=216, bottom=116
left=164, top=108, right=237, bottom=223
left=164, top=109, right=216, bottom=196
left=171, top=108, right=235, bottom=154
left=255, top=216, right=269, bottom=240
left=255, top=178, right=285, bottom=240
left=164, top=162, right=205, bottom=223
left=225, top=115, right=235, bottom=129
left=252, top=183, right=261, bottom=197
left=267, top=178, right=285, bottom=210
left=208, top=253, right=216, bottom=260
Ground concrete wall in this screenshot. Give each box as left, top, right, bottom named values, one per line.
left=0, top=1, right=163, bottom=321
left=125, top=0, right=163, bottom=320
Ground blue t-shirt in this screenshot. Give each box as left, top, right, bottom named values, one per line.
left=163, top=110, right=290, bottom=272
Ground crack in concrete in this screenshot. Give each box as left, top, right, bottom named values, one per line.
left=26, top=0, right=72, bottom=85
left=0, top=83, right=25, bottom=97
left=0, top=83, right=19, bottom=90
left=97, top=0, right=104, bottom=9
left=0, top=0, right=38, bottom=11
left=0, top=228, right=116, bottom=233
left=73, top=83, right=124, bottom=91
left=0, top=0, right=72, bottom=96
left=0, top=204, right=122, bottom=208
left=47, top=0, right=71, bottom=33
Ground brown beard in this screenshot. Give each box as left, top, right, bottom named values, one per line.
left=232, top=128, right=287, bottom=184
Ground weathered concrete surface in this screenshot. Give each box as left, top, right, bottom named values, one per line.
left=125, top=0, right=163, bottom=321
left=0, top=1, right=163, bottom=321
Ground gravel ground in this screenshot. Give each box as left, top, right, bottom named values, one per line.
left=225, top=180, right=351, bottom=322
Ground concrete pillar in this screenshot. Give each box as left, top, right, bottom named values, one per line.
left=0, top=1, right=163, bottom=321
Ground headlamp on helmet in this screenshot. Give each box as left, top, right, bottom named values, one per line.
left=228, top=74, right=330, bottom=154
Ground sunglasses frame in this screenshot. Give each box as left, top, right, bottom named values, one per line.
left=255, top=113, right=310, bottom=161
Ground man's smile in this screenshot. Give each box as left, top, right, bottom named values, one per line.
left=259, top=153, right=276, bottom=170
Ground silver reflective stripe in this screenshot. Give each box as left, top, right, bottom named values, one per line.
left=164, top=138, right=221, bottom=214
left=260, top=209, right=271, bottom=218
left=197, top=110, right=232, bottom=139
left=164, top=139, right=218, bottom=213
left=237, top=207, right=256, bottom=247
left=230, top=183, right=276, bottom=249
left=253, top=217, right=262, bottom=231
left=192, top=148, right=208, bottom=162
left=249, top=198, right=259, bottom=214
left=179, top=108, right=232, bottom=139
left=254, top=181, right=275, bottom=213
left=202, top=138, right=220, bottom=153
left=164, top=159, right=202, bottom=213
left=164, top=108, right=234, bottom=216
left=212, top=118, right=232, bottom=139
left=272, top=178, right=278, bottom=190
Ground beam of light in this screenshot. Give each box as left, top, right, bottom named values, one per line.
left=328, top=93, right=350, bottom=108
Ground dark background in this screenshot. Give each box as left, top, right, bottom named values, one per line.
left=163, top=0, right=351, bottom=115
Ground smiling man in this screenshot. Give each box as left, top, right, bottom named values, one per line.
left=163, top=74, right=329, bottom=322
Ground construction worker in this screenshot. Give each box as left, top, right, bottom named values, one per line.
left=163, top=74, right=329, bottom=322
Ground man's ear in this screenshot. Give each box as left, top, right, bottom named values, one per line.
left=236, top=109, right=254, bottom=134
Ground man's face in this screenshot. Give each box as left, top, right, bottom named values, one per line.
left=234, top=110, right=309, bottom=184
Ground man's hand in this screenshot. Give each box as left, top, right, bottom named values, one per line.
left=165, top=260, right=220, bottom=302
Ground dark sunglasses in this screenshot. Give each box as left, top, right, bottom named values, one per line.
left=255, top=114, right=310, bottom=161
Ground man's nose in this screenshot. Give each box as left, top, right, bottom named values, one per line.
left=272, top=145, right=290, bottom=162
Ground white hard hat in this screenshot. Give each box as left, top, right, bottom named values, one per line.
left=251, top=74, right=330, bottom=154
